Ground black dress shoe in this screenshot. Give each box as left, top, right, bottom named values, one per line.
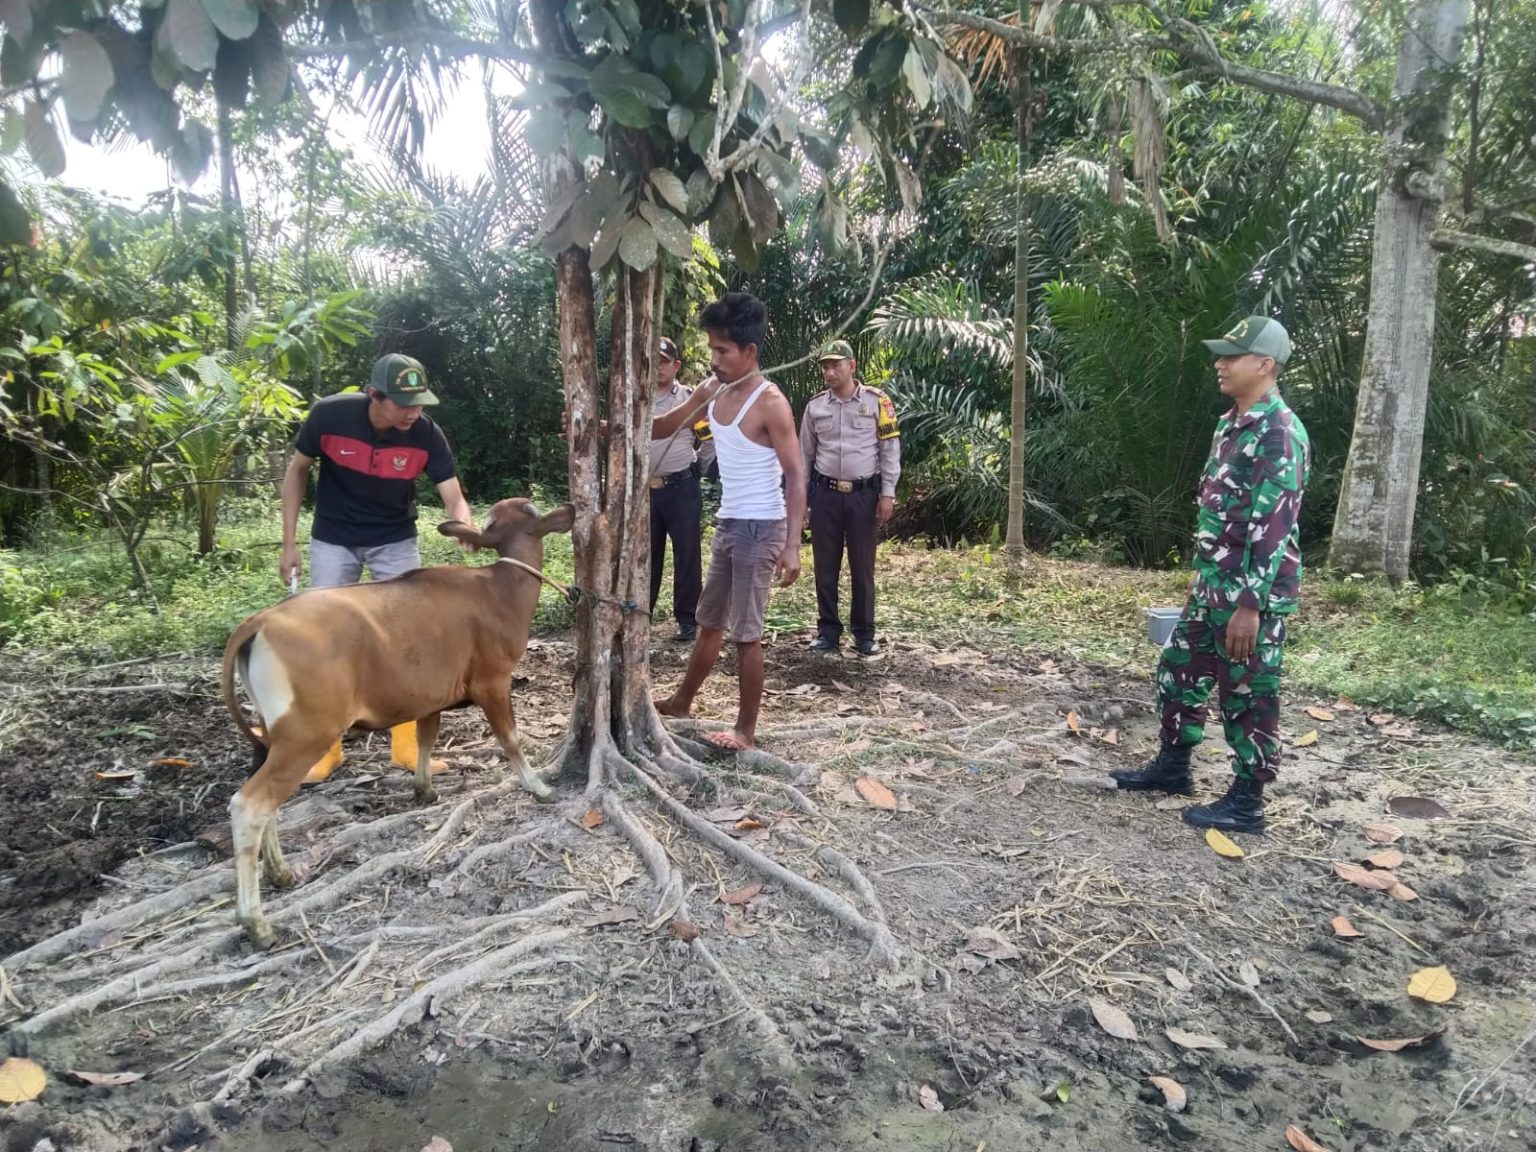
left=1182, top=776, right=1266, bottom=834
left=852, top=638, right=880, bottom=657
left=809, top=636, right=839, bottom=653
left=672, top=626, right=697, bottom=643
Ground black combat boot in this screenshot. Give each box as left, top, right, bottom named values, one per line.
left=1181, top=776, right=1266, bottom=834
left=1109, top=743, right=1195, bottom=795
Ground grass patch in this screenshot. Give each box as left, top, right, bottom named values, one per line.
left=6, top=507, right=1534, bottom=749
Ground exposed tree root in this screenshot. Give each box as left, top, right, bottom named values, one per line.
left=620, top=755, right=903, bottom=968
left=1, top=871, right=233, bottom=972
left=280, top=930, right=580, bottom=1093
left=777, top=831, right=886, bottom=925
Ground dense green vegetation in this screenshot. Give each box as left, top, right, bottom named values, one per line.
left=1, top=1, right=1532, bottom=740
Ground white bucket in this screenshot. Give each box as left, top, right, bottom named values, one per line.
left=1145, top=607, right=1183, bottom=646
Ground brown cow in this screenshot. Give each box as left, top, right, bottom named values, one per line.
left=220, top=498, right=573, bottom=947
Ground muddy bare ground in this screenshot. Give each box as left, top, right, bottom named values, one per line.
left=1, top=631, right=1533, bottom=1152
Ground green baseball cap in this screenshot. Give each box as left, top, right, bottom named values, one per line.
left=817, top=338, right=855, bottom=362
left=1202, top=316, right=1291, bottom=366
left=370, top=353, right=439, bottom=406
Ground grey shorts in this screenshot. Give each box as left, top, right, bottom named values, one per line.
left=310, top=538, right=421, bottom=588
left=696, top=518, right=786, bottom=644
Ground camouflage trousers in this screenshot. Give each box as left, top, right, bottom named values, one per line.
left=1156, top=605, right=1287, bottom=781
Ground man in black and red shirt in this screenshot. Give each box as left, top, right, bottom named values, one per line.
left=279, top=353, right=473, bottom=780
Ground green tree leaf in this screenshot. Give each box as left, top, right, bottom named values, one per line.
left=160, top=0, right=218, bottom=73
left=200, top=0, right=259, bottom=41
left=59, top=31, right=114, bottom=123
left=902, top=44, right=931, bottom=109
left=639, top=200, right=693, bottom=260
left=249, top=13, right=289, bottom=102
left=568, top=109, right=604, bottom=165
left=590, top=210, right=628, bottom=270
left=0, top=177, right=32, bottom=246
left=666, top=104, right=695, bottom=142
left=649, top=168, right=689, bottom=214
left=618, top=215, right=658, bottom=270
left=23, top=99, right=64, bottom=178
left=687, top=107, right=717, bottom=156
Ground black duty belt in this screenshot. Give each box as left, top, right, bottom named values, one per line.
left=814, top=472, right=879, bottom=493
left=649, top=466, right=697, bottom=490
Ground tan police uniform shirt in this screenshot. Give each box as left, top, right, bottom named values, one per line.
left=650, top=383, right=714, bottom=479
left=800, top=382, right=901, bottom=496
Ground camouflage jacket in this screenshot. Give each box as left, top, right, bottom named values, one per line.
left=1190, top=390, right=1311, bottom=616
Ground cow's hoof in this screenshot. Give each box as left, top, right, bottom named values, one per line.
left=263, top=864, right=294, bottom=889
left=243, top=918, right=277, bottom=951
left=414, top=784, right=439, bottom=806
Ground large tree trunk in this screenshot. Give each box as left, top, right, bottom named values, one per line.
left=555, top=219, right=660, bottom=785
left=1005, top=41, right=1031, bottom=564
left=1328, top=0, right=1471, bottom=579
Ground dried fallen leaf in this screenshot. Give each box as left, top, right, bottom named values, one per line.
left=1333, top=861, right=1397, bottom=891
left=421, top=1139, right=453, bottom=1152
left=1089, top=998, right=1139, bottom=1041
left=1387, top=796, right=1450, bottom=820
left=720, top=883, right=763, bottom=906
left=1367, top=712, right=1396, bottom=726
left=148, top=757, right=194, bottom=768
left=1238, top=961, right=1261, bottom=988
left=668, top=920, right=700, bottom=942
left=855, top=777, right=898, bottom=810
left=1164, top=967, right=1193, bottom=992
left=93, top=770, right=137, bottom=782
left=1387, top=882, right=1419, bottom=903
left=1304, top=707, right=1335, bottom=722
left=579, top=809, right=605, bottom=829
left=1331, top=916, right=1364, bottom=938
left=722, top=911, right=759, bottom=938
left=1285, top=1124, right=1332, bottom=1152
left=1380, top=725, right=1415, bottom=738
left=1165, top=1028, right=1226, bottom=1051
left=1147, top=1075, right=1187, bottom=1113
left=1407, top=965, right=1457, bottom=1004
left=1065, top=710, right=1083, bottom=735
left=965, top=926, right=1022, bottom=962
left=1291, top=729, right=1320, bottom=748
left=708, top=805, right=749, bottom=823
left=733, top=818, right=766, bottom=831
left=1357, top=1033, right=1437, bottom=1053
left=1004, top=775, right=1030, bottom=797
left=0, top=1057, right=46, bottom=1103
left=64, top=1069, right=143, bottom=1087
left=1305, top=1010, right=1334, bottom=1024
left=1365, top=848, right=1405, bottom=870
left=918, top=1084, right=944, bottom=1112
left=1101, top=729, right=1119, bottom=746
left=1363, top=823, right=1404, bottom=843
left=1205, top=828, right=1245, bottom=859
left=1155, top=795, right=1193, bottom=811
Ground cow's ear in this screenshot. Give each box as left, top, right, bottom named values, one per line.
left=438, top=520, right=488, bottom=549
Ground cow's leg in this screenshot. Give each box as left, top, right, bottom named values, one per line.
left=413, top=711, right=443, bottom=805
left=231, top=730, right=334, bottom=948
left=476, top=687, right=553, bottom=801
left=259, top=816, right=292, bottom=888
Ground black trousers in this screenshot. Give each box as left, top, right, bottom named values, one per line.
left=649, top=471, right=702, bottom=630
left=810, top=482, right=878, bottom=644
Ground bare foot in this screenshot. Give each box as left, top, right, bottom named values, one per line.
left=704, top=728, right=753, bottom=752
left=655, top=695, right=692, bottom=719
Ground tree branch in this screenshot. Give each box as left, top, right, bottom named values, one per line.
left=1431, top=229, right=1536, bottom=263
left=917, top=2, right=1385, bottom=130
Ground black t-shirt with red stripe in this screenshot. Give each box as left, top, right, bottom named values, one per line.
left=293, top=393, right=457, bottom=547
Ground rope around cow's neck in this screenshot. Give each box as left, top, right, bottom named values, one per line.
left=494, top=556, right=640, bottom=615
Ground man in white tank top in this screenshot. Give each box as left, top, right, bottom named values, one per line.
left=652, top=293, right=806, bottom=752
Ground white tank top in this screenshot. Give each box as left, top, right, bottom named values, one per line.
left=709, top=379, right=785, bottom=520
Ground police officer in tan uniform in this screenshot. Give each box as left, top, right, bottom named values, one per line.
left=800, top=339, right=900, bottom=657
left=649, top=337, right=712, bottom=642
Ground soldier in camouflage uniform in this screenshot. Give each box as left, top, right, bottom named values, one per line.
left=1111, top=317, right=1310, bottom=834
